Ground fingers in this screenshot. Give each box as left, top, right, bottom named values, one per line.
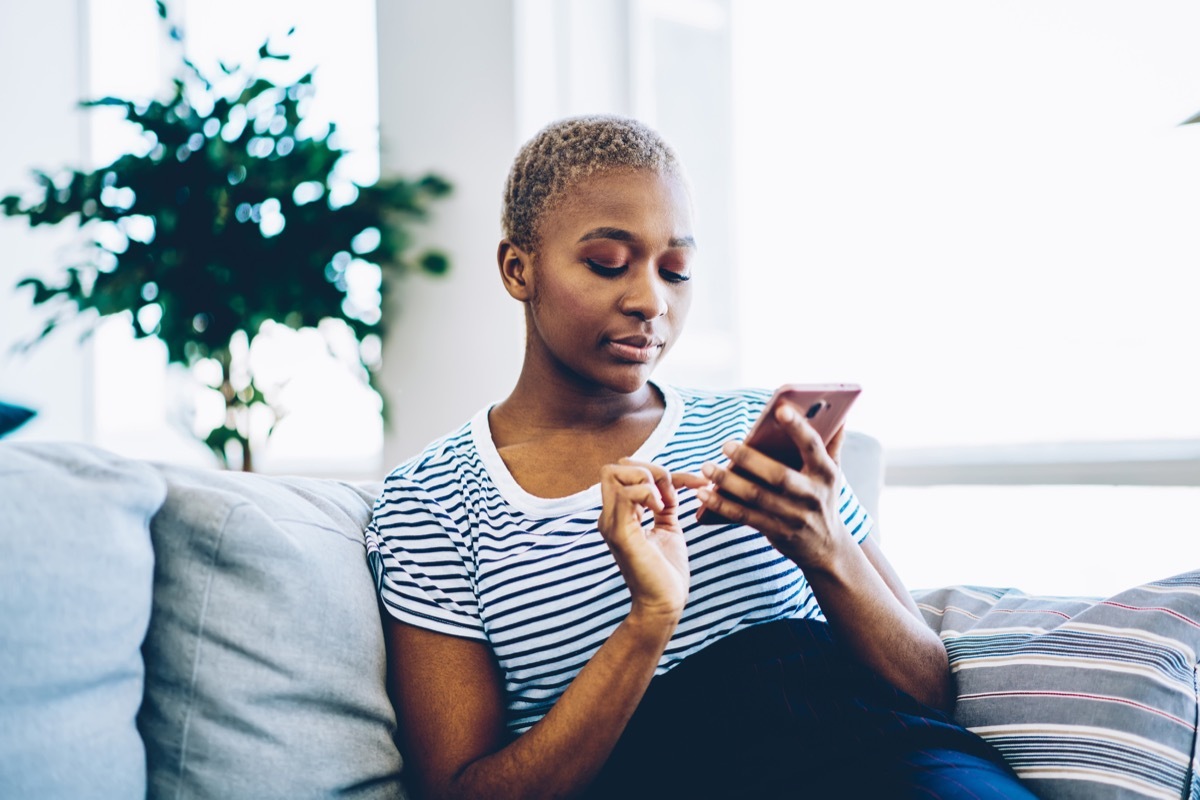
left=601, top=462, right=666, bottom=514
left=621, top=458, right=686, bottom=510
left=672, top=471, right=710, bottom=491
left=696, top=406, right=845, bottom=539
left=600, top=460, right=702, bottom=539
left=696, top=452, right=844, bottom=566
left=644, top=459, right=678, bottom=512
left=773, top=403, right=838, bottom=482
left=705, top=409, right=833, bottom=497
left=700, top=459, right=818, bottom=523
left=696, top=481, right=779, bottom=532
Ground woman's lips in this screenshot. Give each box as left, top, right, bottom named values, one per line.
left=606, top=335, right=664, bottom=363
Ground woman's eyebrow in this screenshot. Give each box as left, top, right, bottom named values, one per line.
left=578, top=227, right=635, bottom=243
left=577, top=227, right=697, bottom=249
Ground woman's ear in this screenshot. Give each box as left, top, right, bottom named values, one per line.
left=497, top=240, right=533, bottom=302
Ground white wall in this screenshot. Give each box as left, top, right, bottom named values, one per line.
left=0, top=0, right=92, bottom=442
left=375, top=1, right=528, bottom=467
left=628, top=0, right=737, bottom=390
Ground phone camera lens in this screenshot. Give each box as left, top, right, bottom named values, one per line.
left=806, top=401, right=825, bottom=419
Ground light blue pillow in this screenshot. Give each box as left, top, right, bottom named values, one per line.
left=138, top=466, right=406, bottom=798
left=0, top=442, right=164, bottom=799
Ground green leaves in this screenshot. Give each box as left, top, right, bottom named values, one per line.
left=419, top=251, right=450, bottom=275
left=1, top=12, right=452, bottom=467
left=15, top=277, right=56, bottom=305
left=257, top=42, right=291, bottom=61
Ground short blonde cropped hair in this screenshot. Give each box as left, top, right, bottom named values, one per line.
left=501, top=115, right=682, bottom=250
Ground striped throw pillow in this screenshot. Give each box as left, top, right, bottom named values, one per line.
left=914, top=571, right=1200, bottom=800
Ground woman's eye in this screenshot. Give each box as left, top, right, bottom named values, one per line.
left=585, top=259, right=626, bottom=277
left=660, top=269, right=691, bottom=284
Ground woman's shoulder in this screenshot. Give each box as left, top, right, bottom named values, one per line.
left=382, top=415, right=482, bottom=487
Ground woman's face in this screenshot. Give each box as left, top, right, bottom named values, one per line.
left=516, top=168, right=696, bottom=395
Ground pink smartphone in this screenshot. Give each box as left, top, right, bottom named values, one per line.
left=696, top=383, right=861, bottom=525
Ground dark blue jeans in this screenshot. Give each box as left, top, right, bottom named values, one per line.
left=585, top=618, right=1039, bottom=799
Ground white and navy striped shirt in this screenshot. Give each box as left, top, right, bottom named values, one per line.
left=366, top=383, right=873, bottom=735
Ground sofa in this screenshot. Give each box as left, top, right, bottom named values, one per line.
left=0, top=438, right=1197, bottom=800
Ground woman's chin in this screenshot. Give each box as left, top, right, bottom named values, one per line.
left=601, top=363, right=659, bottom=394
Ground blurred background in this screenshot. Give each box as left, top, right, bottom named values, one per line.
left=2, top=0, right=1197, bottom=596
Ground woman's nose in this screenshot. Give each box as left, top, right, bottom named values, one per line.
left=619, top=266, right=668, bottom=320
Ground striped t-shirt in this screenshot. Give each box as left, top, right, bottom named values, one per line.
left=365, top=383, right=874, bottom=735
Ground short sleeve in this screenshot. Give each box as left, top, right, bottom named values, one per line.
left=836, top=469, right=874, bottom=545
left=365, top=475, right=487, bottom=642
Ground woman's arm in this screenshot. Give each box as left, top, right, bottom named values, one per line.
left=795, top=533, right=953, bottom=711
left=387, top=462, right=706, bottom=800
left=695, top=406, right=953, bottom=711
left=387, top=608, right=675, bottom=799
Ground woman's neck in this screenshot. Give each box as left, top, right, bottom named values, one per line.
left=494, top=369, right=663, bottom=437
left=486, top=370, right=668, bottom=499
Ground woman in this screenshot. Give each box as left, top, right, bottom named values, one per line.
left=366, top=116, right=1034, bottom=799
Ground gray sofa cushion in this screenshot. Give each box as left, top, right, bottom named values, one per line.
left=915, top=571, right=1200, bottom=800
left=0, top=441, right=164, bottom=799
left=138, top=465, right=406, bottom=799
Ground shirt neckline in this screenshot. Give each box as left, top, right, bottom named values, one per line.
left=471, top=381, right=683, bottom=517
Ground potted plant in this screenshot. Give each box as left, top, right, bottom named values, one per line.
left=1, top=7, right=450, bottom=470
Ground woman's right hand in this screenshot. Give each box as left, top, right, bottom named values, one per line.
left=598, top=459, right=707, bottom=625
left=389, top=462, right=708, bottom=800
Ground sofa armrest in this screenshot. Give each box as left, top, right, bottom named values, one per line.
left=841, top=431, right=883, bottom=527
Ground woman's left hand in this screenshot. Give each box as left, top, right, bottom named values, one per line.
left=698, top=402, right=955, bottom=709
left=697, top=402, right=850, bottom=571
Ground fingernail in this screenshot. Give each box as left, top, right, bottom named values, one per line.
left=701, top=463, right=715, bottom=478
left=697, top=487, right=711, bottom=501
left=778, top=404, right=795, bottom=423
left=722, top=441, right=737, bottom=457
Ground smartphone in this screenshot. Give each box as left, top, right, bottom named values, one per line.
left=695, top=383, right=862, bottom=525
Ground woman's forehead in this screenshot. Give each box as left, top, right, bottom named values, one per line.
left=541, top=169, right=694, bottom=246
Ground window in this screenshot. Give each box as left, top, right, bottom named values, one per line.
left=8, top=1, right=1192, bottom=594
left=731, top=1, right=1200, bottom=594
left=86, top=0, right=382, bottom=476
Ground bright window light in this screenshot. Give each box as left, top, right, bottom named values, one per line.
left=87, top=0, right=382, bottom=476
left=731, top=1, right=1200, bottom=596
left=731, top=1, right=1200, bottom=448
